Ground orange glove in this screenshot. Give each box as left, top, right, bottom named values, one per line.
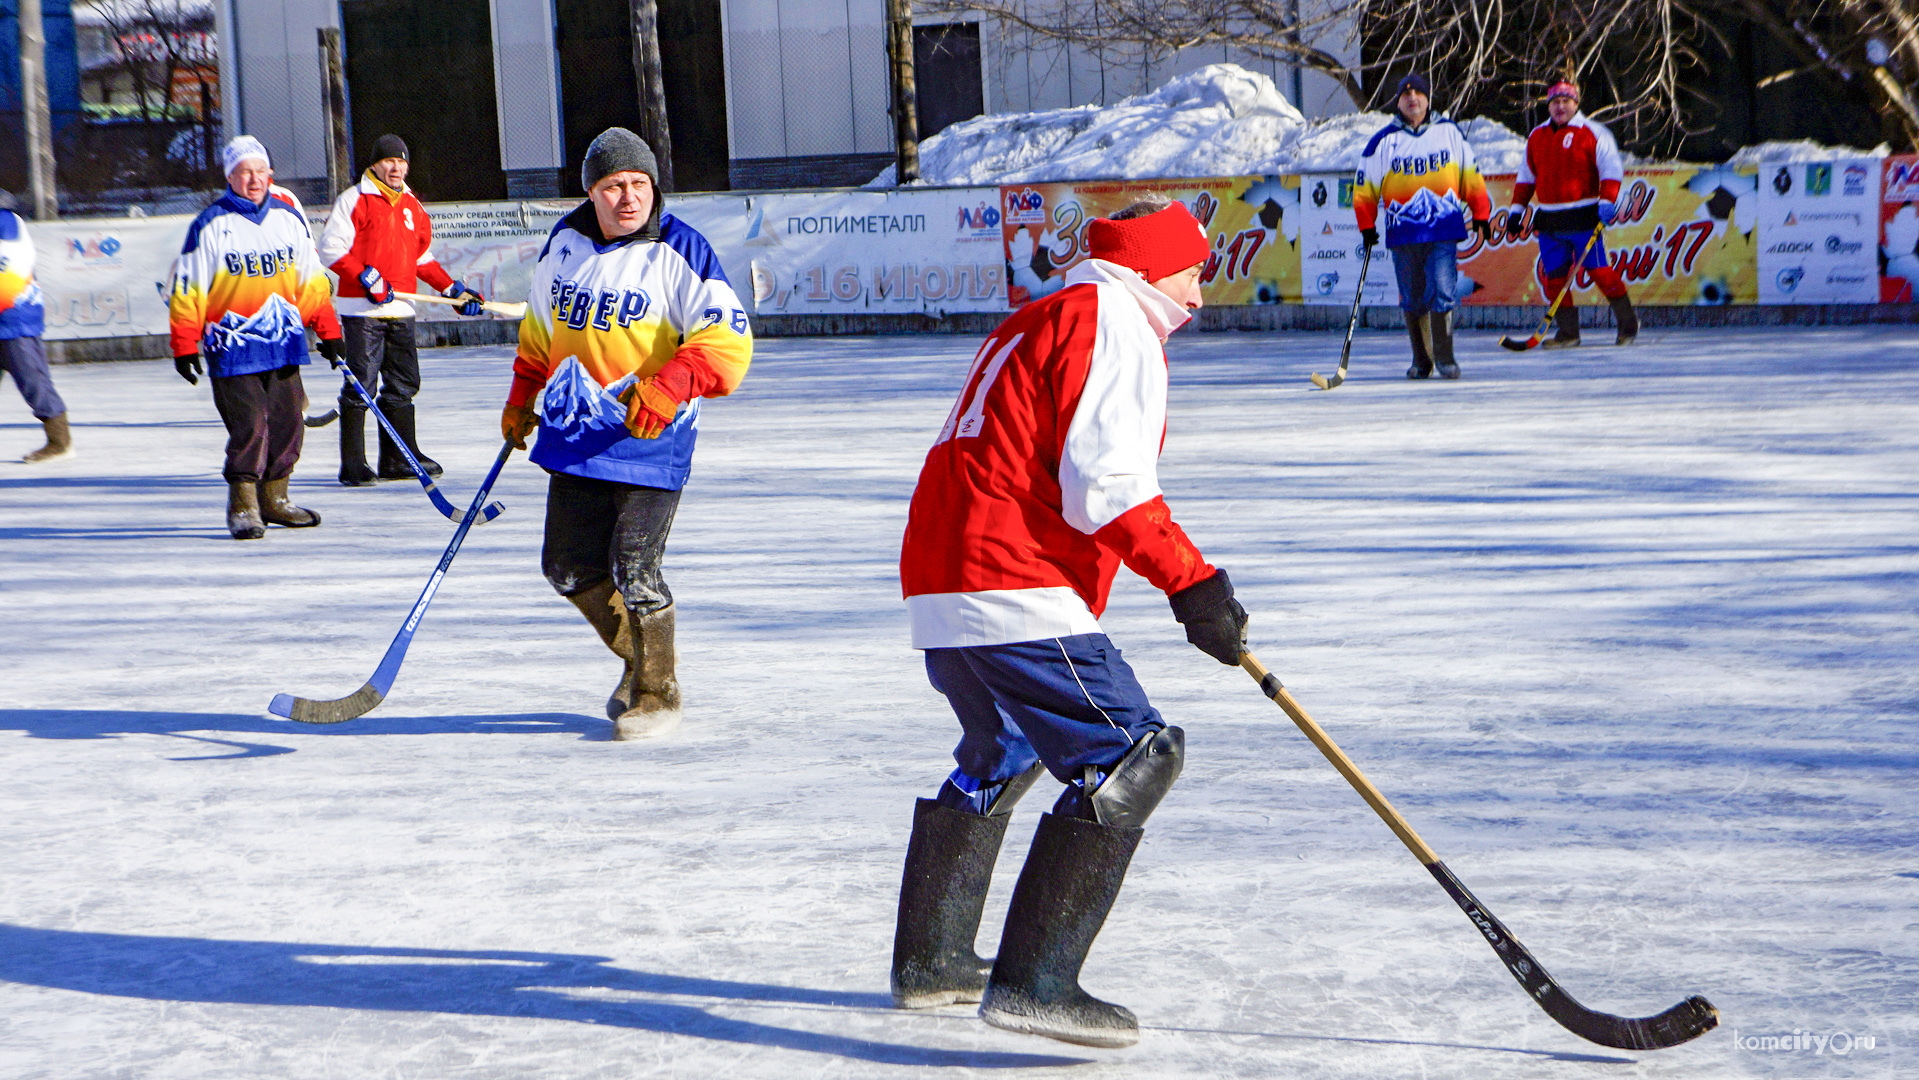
left=619, top=379, right=679, bottom=439
left=501, top=403, right=537, bottom=449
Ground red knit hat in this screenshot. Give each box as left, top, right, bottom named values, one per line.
left=1546, top=80, right=1579, bottom=103
left=1087, top=203, right=1211, bottom=282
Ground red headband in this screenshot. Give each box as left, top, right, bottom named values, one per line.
left=1546, top=81, right=1579, bottom=102
left=1086, top=203, right=1211, bottom=282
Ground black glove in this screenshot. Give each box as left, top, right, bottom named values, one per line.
left=1168, top=568, right=1248, bottom=666
left=174, top=354, right=202, bottom=385
left=1473, top=218, right=1493, bottom=243
left=1360, top=226, right=1378, bottom=250
left=316, top=336, right=345, bottom=368
left=1505, top=207, right=1527, bottom=235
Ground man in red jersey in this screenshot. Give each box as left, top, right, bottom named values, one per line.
left=317, top=134, right=486, bottom=484
left=1508, top=80, right=1638, bottom=347
left=889, top=196, right=1248, bottom=1049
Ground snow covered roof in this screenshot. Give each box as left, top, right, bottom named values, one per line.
left=867, top=62, right=1887, bottom=188
left=867, top=64, right=1528, bottom=187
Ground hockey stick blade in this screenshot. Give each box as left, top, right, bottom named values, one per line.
left=269, top=684, right=383, bottom=724
left=1309, top=247, right=1370, bottom=391
left=1501, top=226, right=1602, bottom=355
left=1238, top=653, right=1717, bottom=1049
left=304, top=409, right=339, bottom=428
left=269, top=442, right=515, bottom=724
left=336, top=364, right=505, bottom=525
left=1427, top=860, right=1718, bottom=1049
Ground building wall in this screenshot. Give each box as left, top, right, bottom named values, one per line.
left=718, top=0, right=1360, bottom=188
left=219, top=0, right=561, bottom=202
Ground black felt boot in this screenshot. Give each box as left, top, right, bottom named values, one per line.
left=1432, top=310, right=1460, bottom=379
left=1541, top=303, right=1581, bottom=349
left=377, top=402, right=441, bottom=479
left=892, top=799, right=1015, bottom=1009
left=1610, top=294, right=1638, bottom=345
left=338, top=406, right=377, bottom=486
left=1405, top=314, right=1433, bottom=379
left=979, top=812, right=1145, bottom=1047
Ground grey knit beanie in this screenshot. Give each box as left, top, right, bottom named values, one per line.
left=581, top=127, right=659, bottom=193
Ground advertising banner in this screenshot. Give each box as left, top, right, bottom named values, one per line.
left=1879, top=155, right=1919, bottom=302
left=407, top=200, right=568, bottom=322
left=712, top=188, right=1007, bottom=315
left=1755, top=159, right=1879, bottom=304
left=33, top=215, right=189, bottom=340
left=999, top=176, right=1303, bottom=308
left=1298, top=172, right=1399, bottom=307
left=1458, top=166, right=1761, bottom=306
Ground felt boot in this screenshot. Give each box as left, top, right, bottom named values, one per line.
left=565, top=580, right=635, bottom=721
left=338, top=405, right=377, bottom=486
left=21, top=412, right=71, bottom=464
left=257, top=478, right=320, bottom=527
left=1541, top=303, right=1582, bottom=349
left=613, top=603, right=681, bottom=740
left=378, top=402, right=440, bottom=479
left=1610, top=294, right=1638, bottom=346
left=1432, top=310, right=1460, bottom=379
left=979, top=812, right=1145, bottom=1047
left=892, top=800, right=1015, bottom=1009
left=227, top=481, right=265, bottom=540
left=1405, top=314, right=1433, bottom=379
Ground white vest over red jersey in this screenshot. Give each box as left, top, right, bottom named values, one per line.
left=900, top=259, right=1214, bottom=649
left=316, top=172, right=457, bottom=318
left=1514, top=114, right=1623, bottom=228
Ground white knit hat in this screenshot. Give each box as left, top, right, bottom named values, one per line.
left=222, top=136, right=271, bottom=176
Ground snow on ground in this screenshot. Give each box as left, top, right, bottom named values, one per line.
left=868, top=64, right=1529, bottom=187
left=2, top=325, right=1915, bottom=1078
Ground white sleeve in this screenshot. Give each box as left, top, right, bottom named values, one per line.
left=1590, top=120, right=1625, bottom=184
left=315, top=189, right=359, bottom=268
left=1517, top=129, right=1537, bottom=185
left=1057, top=287, right=1167, bottom=535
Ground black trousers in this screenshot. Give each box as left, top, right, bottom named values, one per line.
left=541, top=471, right=682, bottom=615
left=210, top=365, right=306, bottom=483
left=337, top=317, right=419, bottom=411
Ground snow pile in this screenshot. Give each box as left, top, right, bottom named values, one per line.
left=1727, top=139, right=1892, bottom=165
left=867, top=63, right=1529, bottom=187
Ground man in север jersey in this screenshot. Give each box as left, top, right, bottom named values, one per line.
left=501, top=128, right=751, bottom=741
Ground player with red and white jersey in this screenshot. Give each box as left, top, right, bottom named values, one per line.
left=890, top=199, right=1248, bottom=1049
left=1509, top=80, right=1638, bottom=347
left=318, top=134, right=484, bottom=484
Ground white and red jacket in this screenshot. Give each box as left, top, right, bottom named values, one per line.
left=1513, top=113, right=1623, bottom=233
left=316, top=171, right=456, bottom=318
left=900, top=259, right=1214, bottom=649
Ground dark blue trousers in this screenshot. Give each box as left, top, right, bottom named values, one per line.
left=924, top=634, right=1164, bottom=785
left=0, top=336, right=65, bottom=419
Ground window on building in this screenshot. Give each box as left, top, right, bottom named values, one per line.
left=914, top=23, right=983, bottom=142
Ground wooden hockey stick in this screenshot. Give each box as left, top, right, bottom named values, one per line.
left=1239, top=651, right=1718, bottom=1050
left=1499, top=226, right=1603, bottom=351
left=394, top=290, right=527, bottom=319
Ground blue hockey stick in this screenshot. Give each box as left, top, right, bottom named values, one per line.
left=336, top=362, right=504, bottom=525
left=269, top=441, right=515, bottom=723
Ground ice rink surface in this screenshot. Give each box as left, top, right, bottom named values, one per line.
left=1, top=324, right=1913, bottom=1079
